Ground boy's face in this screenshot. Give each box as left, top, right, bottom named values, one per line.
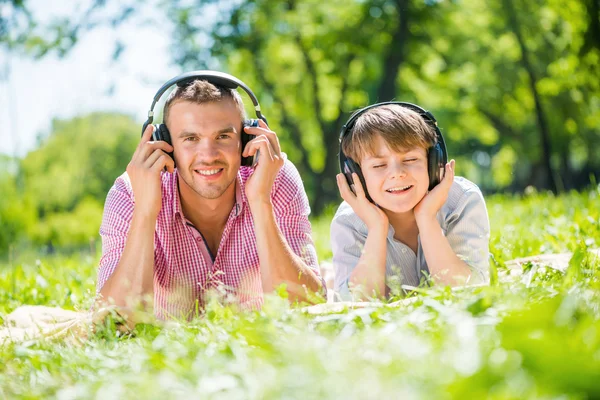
left=360, top=135, right=430, bottom=214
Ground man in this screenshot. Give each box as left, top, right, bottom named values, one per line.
left=96, top=78, right=324, bottom=320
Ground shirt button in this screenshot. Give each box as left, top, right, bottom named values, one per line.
left=402, top=248, right=407, bottom=254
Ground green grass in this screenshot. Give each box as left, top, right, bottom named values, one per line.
left=1, top=188, right=599, bottom=399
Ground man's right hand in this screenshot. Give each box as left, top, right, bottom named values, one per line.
left=126, top=124, right=175, bottom=218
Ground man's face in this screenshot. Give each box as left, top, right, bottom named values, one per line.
left=360, top=135, right=430, bottom=214
left=167, top=99, right=243, bottom=200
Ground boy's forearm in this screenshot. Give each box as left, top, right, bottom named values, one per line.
left=98, top=209, right=156, bottom=311
left=250, top=200, right=323, bottom=303
left=417, top=217, right=471, bottom=286
left=348, top=226, right=388, bottom=300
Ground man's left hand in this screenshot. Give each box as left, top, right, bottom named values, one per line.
left=414, top=159, right=455, bottom=224
left=243, top=119, right=285, bottom=205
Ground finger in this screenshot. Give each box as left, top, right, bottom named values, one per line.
left=257, top=118, right=269, bottom=129
left=132, top=124, right=155, bottom=159
left=150, top=153, right=175, bottom=173
left=139, top=124, right=155, bottom=149
left=351, top=173, right=367, bottom=200
left=336, top=174, right=356, bottom=204
left=244, top=123, right=281, bottom=156
left=243, top=135, right=274, bottom=161
left=144, top=149, right=170, bottom=169
left=136, top=141, right=174, bottom=163
left=432, top=161, right=454, bottom=196
left=442, top=160, right=455, bottom=185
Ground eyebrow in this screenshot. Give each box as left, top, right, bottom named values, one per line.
left=364, top=150, right=421, bottom=161
left=177, top=125, right=238, bottom=138
left=364, top=154, right=386, bottom=161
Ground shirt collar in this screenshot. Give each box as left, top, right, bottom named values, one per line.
left=172, top=168, right=247, bottom=220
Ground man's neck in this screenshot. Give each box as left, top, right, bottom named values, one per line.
left=177, top=176, right=236, bottom=233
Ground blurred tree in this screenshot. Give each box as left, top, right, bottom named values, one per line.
left=19, top=112, right=139, bottom=248
left=2, top=0, right=599, bottom=215
left=0, top=156, right=36, bottom=254
left=165, top=0, right=448, bottom=213
left=0, top=0, right=136, bottom=58
left=404, top=0, right=600, bottom=192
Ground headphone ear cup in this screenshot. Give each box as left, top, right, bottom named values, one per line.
left=345, top=157, right=375, bottom=204
left=241, top=119, right=259, bottom=167
left=428, top=143, right=444, bottom=190
left=153, top=124, right=175, bottom=166
left=154, top=124, right=172, bottom=146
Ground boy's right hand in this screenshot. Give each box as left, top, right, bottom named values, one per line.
left=126, top=124, right=175, bottom=218
left=336, top=173, right=389, bottom=230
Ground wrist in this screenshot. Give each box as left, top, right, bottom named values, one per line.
left=133, top=206, right=160, bottom=222
left=248, top=197, right=274, bottom=214
left=366, top=220, right=389, bottom=235
left=416, top=215, right=440, bottom=232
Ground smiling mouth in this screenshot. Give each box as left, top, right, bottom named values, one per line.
left=195, top=168, right=223, bottom=176
left=386, top=185, right=413, bottom=193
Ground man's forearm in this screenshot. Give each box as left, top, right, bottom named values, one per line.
left=98, top=210, right=156, bottom=309
left=417, top=217, right=471, bottom=286
left=348, top=226, right=388, bottom=300
left=250, top=200, right=323, bottom=303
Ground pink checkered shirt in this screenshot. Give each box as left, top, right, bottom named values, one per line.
left=97, top=159, right=322, bottom=319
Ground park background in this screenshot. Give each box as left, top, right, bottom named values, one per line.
left=1, top=0, right=599, bottom=259
left=0, top=1, right=600, bottom=398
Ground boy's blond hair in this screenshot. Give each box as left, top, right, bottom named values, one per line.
left=341, top=104, right=437, bottom=163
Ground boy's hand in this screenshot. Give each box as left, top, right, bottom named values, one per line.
left=337, top=172, right=388, bottom=230
left=414, top=159, right=455, bottom=224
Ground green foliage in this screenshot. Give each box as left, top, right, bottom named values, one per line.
left=165, top=0, right=600, bottom=208
left=0, top=174, right=36, bottom=253
left=1, top=190, right=600, bottom=398
left=3, top=0, right=599, bottom=212
left=18, top=112, right=138, bottom=248
left=21, top=112, right=138, bottom=214
left=29, top=197, right=104, bottom=249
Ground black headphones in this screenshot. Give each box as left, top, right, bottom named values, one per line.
left=338, top=101, right=448, bottom=203
left=141, top=70, right=268, bottom=167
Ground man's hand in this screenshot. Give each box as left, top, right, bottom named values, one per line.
left=414, top=159, right=455, bottom=225
left=127, top=125, right=175, bottom=218
left=243, top=120, right=285, bottom=205
left=336, top=172, right=389, bottom=230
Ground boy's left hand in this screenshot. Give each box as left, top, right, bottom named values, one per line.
left=414, top=159, right=455, bottom=223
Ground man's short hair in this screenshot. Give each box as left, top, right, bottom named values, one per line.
left=341, top=104, right=437, bottom=163
left=163, top=80, right=247, bottom=127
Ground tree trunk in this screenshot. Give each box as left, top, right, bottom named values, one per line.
left=502, top=0, right=559, bottom=193
left=376, top=0, right=411, bottom=101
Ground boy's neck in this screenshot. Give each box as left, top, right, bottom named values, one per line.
left=385, top=209, right=420, bottom=253
left=385, top=209, right=417, bottom=229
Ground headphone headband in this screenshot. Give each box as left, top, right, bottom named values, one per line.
left=339, top=101, right=447, bottom=157
left=144, top=70, right=265, bottom=128
left=340, top=101, right=437, bottom=141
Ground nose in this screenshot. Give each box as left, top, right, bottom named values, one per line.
left=196, top=139, right=221, bottom=163
left=389, top=161, right=408, bottom=179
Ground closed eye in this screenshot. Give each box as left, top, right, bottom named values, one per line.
left=404, top=158, right=417, bottom=163
left=373, top=164, right=386, bottom=169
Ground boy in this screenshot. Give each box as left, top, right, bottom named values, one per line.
left=331, top=102, right=490, bottom=301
